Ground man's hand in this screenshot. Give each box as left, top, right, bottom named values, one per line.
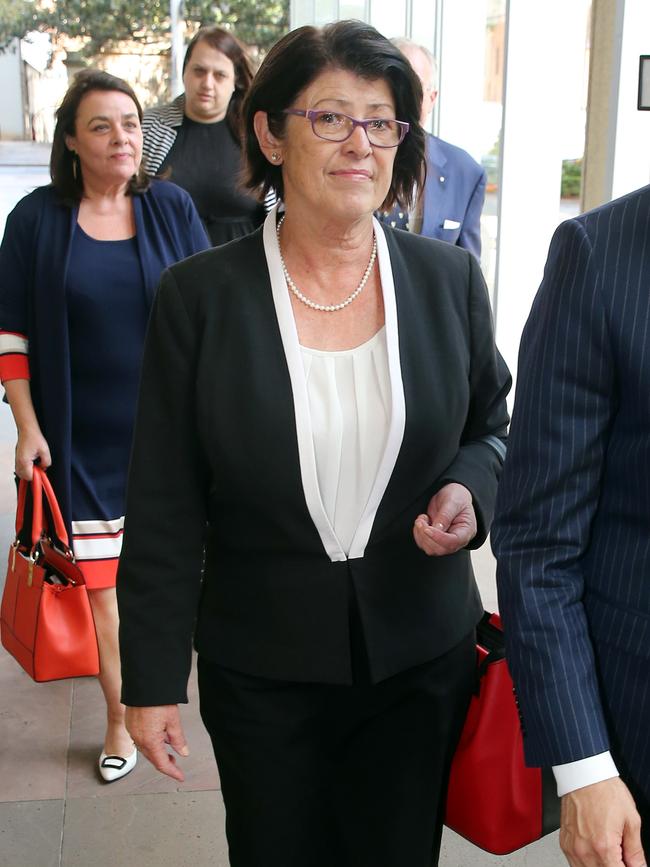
left=560, top=777, right=646, bottom=866
left=413, top=482, right=477, bottom=556
left=125, top=705, right=189, bottom=782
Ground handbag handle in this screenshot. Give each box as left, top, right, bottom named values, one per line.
left=37, top=467, right=70, bottom=547
left=15, top=469, right=43, bottom=548
left=16, top=467, right=70, bottom=549
left=15, top=474, right=27, bottom=537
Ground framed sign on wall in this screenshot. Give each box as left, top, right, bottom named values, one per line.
left=638, top=55, right=650, bottom=110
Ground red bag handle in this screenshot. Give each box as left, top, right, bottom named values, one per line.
left=15, top=469, right=43, bottom=548
left=36, top=467, right=70, bottom=547
left=15, top=476, right=27, bottom=537
left=15, top=467, right=70, bottom=549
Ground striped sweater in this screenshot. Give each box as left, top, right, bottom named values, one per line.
left=141, top=94, right=276, bottom=211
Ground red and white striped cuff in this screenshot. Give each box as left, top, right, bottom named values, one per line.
left=0, top=331, right=30, bottom=381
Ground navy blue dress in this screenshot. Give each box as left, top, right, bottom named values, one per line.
left=0, top=181, right=211, bottom=577
left=65, top=226, right=155, bottom=586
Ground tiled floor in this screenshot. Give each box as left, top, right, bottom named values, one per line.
left=0, top=143, right=566, bottom=866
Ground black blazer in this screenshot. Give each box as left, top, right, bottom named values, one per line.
left=117, top=217, right=510, bottom=705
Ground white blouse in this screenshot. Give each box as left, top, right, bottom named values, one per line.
left=263, top=206, right=406, bottom=562
left=301, top=328, right=391, bottom=556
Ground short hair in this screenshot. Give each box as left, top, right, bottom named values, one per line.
left=183, top=26, right=255, bottom=142
left=50, top=68, right=149, bottom=205
left=391, top=38, right=439, bottom=91
left=242, top=20, right=426, bottom=210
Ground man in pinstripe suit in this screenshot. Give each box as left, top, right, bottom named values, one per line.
left=493, top=184, right=650, bottom=866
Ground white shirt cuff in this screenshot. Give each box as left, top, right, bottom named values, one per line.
left=552, top=751, right=619, bottom=797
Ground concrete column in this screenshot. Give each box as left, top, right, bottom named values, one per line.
left=436, top=0, right=488, bottom=164
left=582, top=0, right=650, bottom=211
left=493, top=0, right=590, bottom=392
left=169, top=0, right=185, bottom=99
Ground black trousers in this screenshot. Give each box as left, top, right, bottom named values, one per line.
left=198, top=630, right=476, bottom=867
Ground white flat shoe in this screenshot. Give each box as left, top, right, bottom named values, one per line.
left=98, top=747, right=137, bottom=782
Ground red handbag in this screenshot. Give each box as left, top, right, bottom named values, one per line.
left=1, top=466, right=100, bottom=682
left=445, top=611, right=560, bottom=855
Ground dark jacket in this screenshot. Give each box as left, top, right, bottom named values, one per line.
left=0, top=181, right=209, bottom=538
left=493, top=184, right=650, bottom=772
left=117, top=218, right=510, bottom=705
left=378, top=133, right=486, bottom=260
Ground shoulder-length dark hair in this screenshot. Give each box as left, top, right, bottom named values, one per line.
left=50, top=68, right=150, bottom=206
left=242, top=19, right=426, bottom=210
left=183, top=26, right=255, bottom=142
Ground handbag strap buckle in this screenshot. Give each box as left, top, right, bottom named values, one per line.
left=26, top=547, right=39, bottom=588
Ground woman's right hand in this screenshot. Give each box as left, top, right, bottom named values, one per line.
left=125, top=705, right=189, bottom=782
left=15, top=426, right=51, bottom=480
left=3, top=379, right=52, bottom=480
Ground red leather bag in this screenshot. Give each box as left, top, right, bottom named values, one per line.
left=1, top=466, right=99, bottom=682
left=445, top=612, right=560, bottom=854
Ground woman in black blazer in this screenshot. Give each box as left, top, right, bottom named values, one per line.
left=117, top=20, right=510, bottom=867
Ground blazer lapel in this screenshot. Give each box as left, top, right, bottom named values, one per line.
left=421, top=134, right=448, bottom=239
left=264, top=210, right=345, bottom=562
left=347, top=220, right=406, bottom=559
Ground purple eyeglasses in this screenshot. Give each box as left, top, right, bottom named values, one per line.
left=282, top=109, right=409, bottom=147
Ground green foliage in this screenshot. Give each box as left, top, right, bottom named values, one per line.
left=0, top=0, right=289, bottom=55
left=561, top=158, right=582, bottom=198
left=184, top=0, right=288, bottom=51
left=0, top=0, right=40, bottom=49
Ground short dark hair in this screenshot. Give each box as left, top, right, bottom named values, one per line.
left=242, top=20, right=426, bottom=210
left=50, top=69, right=149, bottom=205
left=183, top=26, right=255, bottom=142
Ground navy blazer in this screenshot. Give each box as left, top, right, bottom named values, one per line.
left=492, top=185, right=650, bottom=772
left=0, top=182, right=209, bottom=538
left=117, top=216, right=510, bottom=706
left=378, top=133, right=486, bottom=260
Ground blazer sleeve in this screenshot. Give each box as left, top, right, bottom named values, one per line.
left=492, top=218, right=614, bottom=767
left=117, top=268, right=209, bottom=706
left=437, top=251, right=510, bottom=548
left=0, top=198, right=35, bottom=381
left=458, top=167, right=486, bottom=261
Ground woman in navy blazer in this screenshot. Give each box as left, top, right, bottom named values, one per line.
left=118, top=21, right=510, bottom=867
left=0, top=70, right=208, bottom=783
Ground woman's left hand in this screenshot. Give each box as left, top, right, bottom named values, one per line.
left=413, top=483, right=477, bottom=556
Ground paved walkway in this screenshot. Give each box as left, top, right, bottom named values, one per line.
left=0, top=141, right=565, bottom=867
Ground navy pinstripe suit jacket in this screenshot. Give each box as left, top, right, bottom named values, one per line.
left=492, top=185, right=650, bottom=780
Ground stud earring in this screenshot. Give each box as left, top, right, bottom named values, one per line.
left=271, top=152, right=280, bottom=162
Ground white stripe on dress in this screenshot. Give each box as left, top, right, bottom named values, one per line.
left=72, top=517, right=124, bottom=561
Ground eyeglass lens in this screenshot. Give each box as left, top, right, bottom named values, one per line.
left=311, top=112, right=404, bottom=146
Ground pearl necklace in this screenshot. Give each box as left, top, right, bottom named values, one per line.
left=276, top=215, right=377, bottom=312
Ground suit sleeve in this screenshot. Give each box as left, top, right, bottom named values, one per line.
left=438, top=251, right=511, bottom=548
left=117, top=268, right=209, bottom=706
left=458, top=167, right=486, bottom=261
left=492, top=218, right=614, bottom=767
left=183, top=193, right=211, bottom=254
